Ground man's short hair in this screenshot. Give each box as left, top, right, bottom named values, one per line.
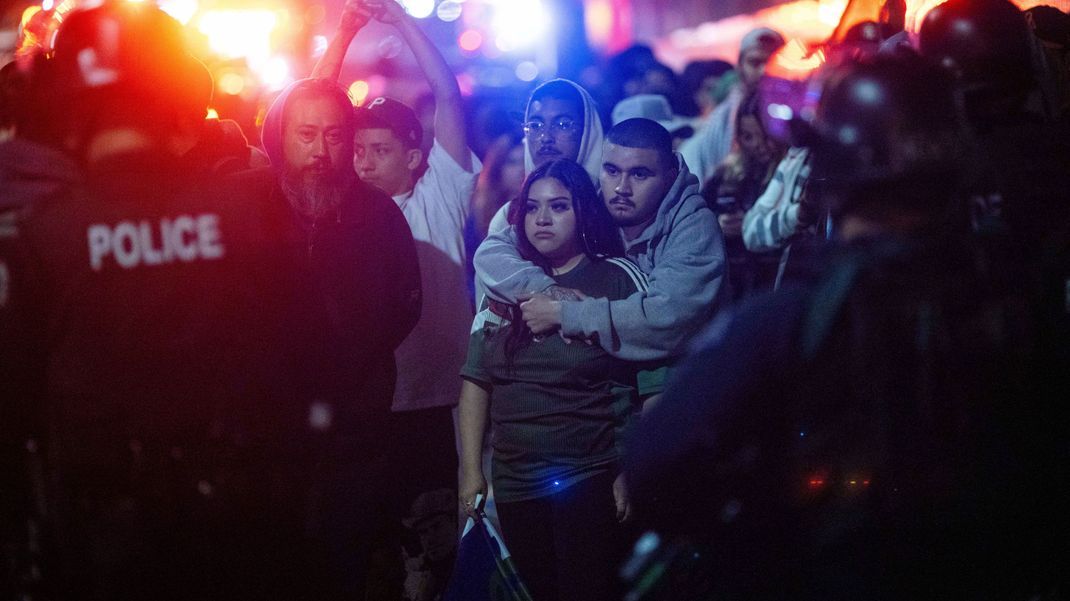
left=281, top=78, right=356, bottom=138
left=605, top=118, right=676, bottom=171
left=353, top=96, right=423, bottom=150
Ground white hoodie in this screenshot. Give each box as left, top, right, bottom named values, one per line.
left=485, top=79, right=606, bottom=235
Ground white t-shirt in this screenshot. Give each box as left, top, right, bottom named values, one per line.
left=391, top=140, right=481, bottom=411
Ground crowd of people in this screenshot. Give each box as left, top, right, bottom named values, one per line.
left=1, top=0, right=1067, bottom=599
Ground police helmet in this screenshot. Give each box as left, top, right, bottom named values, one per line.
left=804, top=54, right=967, bottom=216
left=843, top=21, right=883, bottom=45
left=36, top=2, right=208, bottom=120
left=919, top=0, right=1033, bottom=101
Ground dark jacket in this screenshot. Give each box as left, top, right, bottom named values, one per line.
left=272, top=171, right=421, bottom=420
left=626, top=236, right=1066, bottom=600
left=0, top=144, right=333, bottom=599
left=259, top=80, right=421, bottom=420
left=0, top=138, right=81, bottom=210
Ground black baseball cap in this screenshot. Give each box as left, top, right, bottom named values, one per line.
left=353, top=96, right=422, bottom=148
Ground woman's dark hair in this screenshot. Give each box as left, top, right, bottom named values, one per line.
left=501, top=159, right=623, bottom=359
left=734, top=89, right=767, bottom=146
left=736, top=90, right=784, bottom=183
left=508, top=159, right=623, bottom=271
left=679, top=59, right=734, bottom=116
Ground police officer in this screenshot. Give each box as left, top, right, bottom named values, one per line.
left=0, top=4, right=336, bottom=599
left=920, top=0, right=1070, bottom=241
left=624, top=54, right=1066, bottom=600
left=920, top=0, right=1070, bottom=418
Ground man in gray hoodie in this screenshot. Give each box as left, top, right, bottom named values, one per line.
left=474, top=117, right=724, bottom=363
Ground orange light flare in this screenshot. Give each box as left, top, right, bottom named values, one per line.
left=766, top=38, right=826, bottom=82
left=655, top=0, right=1064, bottom=70
left=196, top=10, right=279, bottom=61
left=348, top=80, right=370, bottom=105
left=193, top=7, right=294, bottom=91
left=158, top=0, right=200, bottom=25
left=15, top=6, right=50, bottom=60
left=905, top=0, right=1068, bottom=34
left=904, top=0, right=947, bottom=33
left=20, top=5, right=41, bottom=28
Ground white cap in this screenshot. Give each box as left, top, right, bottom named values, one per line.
left=611, top=94, right=696, bottom=138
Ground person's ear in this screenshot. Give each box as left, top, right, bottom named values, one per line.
left=666, top=161, right=679, bottom=182
left=405, top=147, right=423, bottom=171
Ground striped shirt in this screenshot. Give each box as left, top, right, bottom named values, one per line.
left=742, top=147, right=812, bottom=253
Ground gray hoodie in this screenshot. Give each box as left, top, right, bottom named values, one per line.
left=473, top=155, right=725, bottom=362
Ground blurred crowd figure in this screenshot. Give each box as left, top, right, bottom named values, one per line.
left=1, top=0, right=1067, bottom=600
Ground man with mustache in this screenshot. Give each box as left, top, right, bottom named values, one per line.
left=522, top=79, right=605, bottom=182
left=260, top=77, right=422, bottom=597
left=312, top=1, right=482, bottom=593
left=480, top=79, right=605, bottom=243
left=475, top=117, right=724, bottom=368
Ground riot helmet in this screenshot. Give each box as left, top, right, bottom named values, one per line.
left=28, top=1, right=209, bottom=148
left=803, top=54, right=968, bottom=221
left=919, top=0, right=1033, bottom=118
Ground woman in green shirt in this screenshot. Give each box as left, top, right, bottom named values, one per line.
left=458, top=159, right=655, bottom=601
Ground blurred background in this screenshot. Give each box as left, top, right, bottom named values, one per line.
left=4, top=0, right=1067, bottom=152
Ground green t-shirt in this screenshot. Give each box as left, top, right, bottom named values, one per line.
left=462, top=256, right=657, bottom=503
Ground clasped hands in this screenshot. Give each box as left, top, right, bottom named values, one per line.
left=515, top=286, right=585, bottom=337
left=339, top=0, right=406, bottom=34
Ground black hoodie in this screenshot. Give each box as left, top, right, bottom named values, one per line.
left=261, top=79, right=422, bottom=424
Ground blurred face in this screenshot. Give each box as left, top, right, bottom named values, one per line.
left=524, top=177, right=580, bottom=263
left=641, top=69, right=676, bottom=96
left=353, top=128, right=420, bottom=196
left=500, top=145, right=526, bottom=196
left=283, top=96, right=352, bottom=183
left=740, top=46, right=776, bottom=92
left=600, top=142, right=676, bottom=237
left=525, top=96, right=583, bottom=168
left=695, top=75, right=722, bottom=114
left=737, top=115, right=775, bottom=164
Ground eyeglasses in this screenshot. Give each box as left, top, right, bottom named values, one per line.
left=522, top=118, right=578, bottom=136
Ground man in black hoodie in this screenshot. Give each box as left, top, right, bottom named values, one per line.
left=259, top=77, right=422, bottom=598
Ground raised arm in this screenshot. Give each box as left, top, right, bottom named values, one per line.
left=310, top=0, right=373, bottom=81
left=376, top=0, right=471, bottom=169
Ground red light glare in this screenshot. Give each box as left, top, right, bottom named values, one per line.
left=458, top=29, right=482, bottom=53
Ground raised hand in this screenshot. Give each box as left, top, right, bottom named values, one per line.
left=364, top=0, right=407, bottom=25
left=340, top=0, right=374, bottom=35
